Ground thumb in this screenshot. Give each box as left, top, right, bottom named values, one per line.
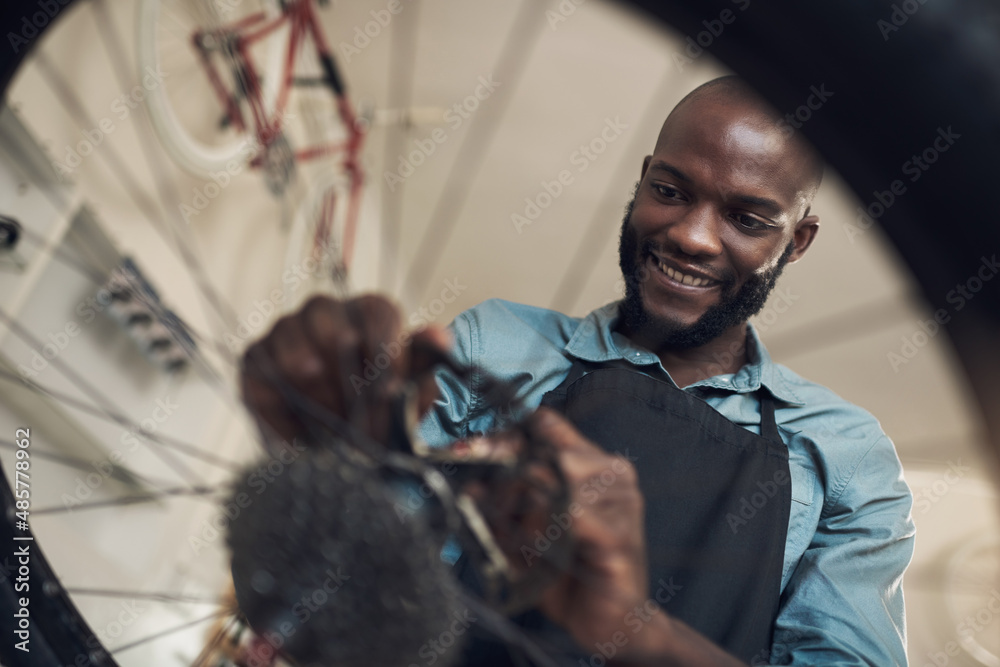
left=526, top=408, right=589, bottom=453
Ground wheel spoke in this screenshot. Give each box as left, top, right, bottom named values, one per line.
left=66, top=587, right=221, bottom=604
left=10, top=223, right=238, bottom=369
left=0, top=307, right=213, bottom=484
left=403, top=0, right=549, bottom=300
left=0, top=367, right=242, bottom=473
left=108, top=609, right=230, bottom=654
left=0, top=438, right=175, bottom=490
left=33, top=485, right=221, bottom=515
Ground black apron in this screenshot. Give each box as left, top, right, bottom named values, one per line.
left=455, top=357, right=791, bottom=665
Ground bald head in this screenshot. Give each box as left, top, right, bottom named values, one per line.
left=656, top=76, right=824, bottom=199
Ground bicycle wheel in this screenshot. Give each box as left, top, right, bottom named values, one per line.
left=945, top=533, right=1000, bottom=666
left=3, top=0, right=1000, bottom=665
left=137, top=0, right=287, bottom=176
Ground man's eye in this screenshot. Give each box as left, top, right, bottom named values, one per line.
left=654, top=184, right=681, bottom=198
left=734, top=214, right=769, bottom=231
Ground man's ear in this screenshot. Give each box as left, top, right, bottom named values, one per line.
left=788, top=211, right=820, bottom=263
left=640, top=155, right=652, bottom=181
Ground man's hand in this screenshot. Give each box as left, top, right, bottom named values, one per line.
left=240, top=294, right=449, bottom=448
left=522, top=409, right=746, bottom=667
left=239, top=295, right=741, bottom=666
left=522, top=409, right=659, bottom=658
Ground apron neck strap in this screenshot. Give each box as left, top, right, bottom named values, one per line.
left=758, top=390, right=782, bottom=446
left=563, top=357, right=784, bottom=446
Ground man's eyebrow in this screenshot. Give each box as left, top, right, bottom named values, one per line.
left=648, top=161, right=690, bottom=183
left=649, top=160, right=785, bottom=215
left=732, top=193, right=783, bottom=215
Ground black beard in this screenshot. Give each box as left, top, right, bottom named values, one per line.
left=617, top=184, right=794, bottom=350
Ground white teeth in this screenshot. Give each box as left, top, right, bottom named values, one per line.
left=659, top=262, right=711, bottom=287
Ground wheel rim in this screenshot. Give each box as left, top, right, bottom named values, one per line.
left=137, top=0, right=287, bottom=176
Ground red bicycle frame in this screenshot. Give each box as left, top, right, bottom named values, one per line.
left=190, top=0, right=366, bottom=274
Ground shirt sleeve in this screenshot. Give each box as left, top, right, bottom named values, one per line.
left=767, top=434, right=916, bottom=666
left=417, top=309, right=476, bottom=448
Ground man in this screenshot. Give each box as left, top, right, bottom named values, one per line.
left=242, top=76, right=915, bottom=665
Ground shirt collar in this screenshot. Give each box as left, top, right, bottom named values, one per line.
left=564, top=301, right=805, bottom=405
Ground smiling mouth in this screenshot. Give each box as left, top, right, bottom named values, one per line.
left=649, top=255, right=719, bottom=288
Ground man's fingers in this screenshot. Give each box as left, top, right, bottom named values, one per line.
left=408, top=325, right=453, bottom=376
left=266, top=310, right=342, bottom=416
left=528, top=408, right=638, bottom=478
left=240, top=292, right=457, bottom=448
left=527, top=408, right=611, bottom=458
left=409, top=326, right=452, bottom=417
left=300, top=296, right=359, bottom=414
left=450, top=432, right=524, bottom=463
left=526, top=409, right=642, bottom=521
left=241, top=342, right=301, bottom=443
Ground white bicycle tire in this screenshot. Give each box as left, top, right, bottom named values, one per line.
left=944, top=532, right=1000, bottom=666
left=136, top=0, right=286, bottom=176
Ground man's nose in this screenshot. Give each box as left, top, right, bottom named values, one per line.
left=665, top=203, right=723, bottom=258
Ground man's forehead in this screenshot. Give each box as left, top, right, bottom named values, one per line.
left=657, top=96, right=782, bottom=153
left=652, top=101, right=819, bottom=208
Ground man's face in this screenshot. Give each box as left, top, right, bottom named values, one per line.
left=618, top=97, right=819, bottom=349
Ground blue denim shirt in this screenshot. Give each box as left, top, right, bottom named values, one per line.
left=419, top=299, right=915, bottom=666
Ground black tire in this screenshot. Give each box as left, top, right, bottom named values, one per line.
left=0, top=456, right=117, bottom=666
left=1, top=4, right=119, bottom=664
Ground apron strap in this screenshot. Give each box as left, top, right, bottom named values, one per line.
left=560, top=356, right=642, bottom=386
left=758, top=390, right=783, bottom=450
left=562, top=358, right=785, bottom=447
